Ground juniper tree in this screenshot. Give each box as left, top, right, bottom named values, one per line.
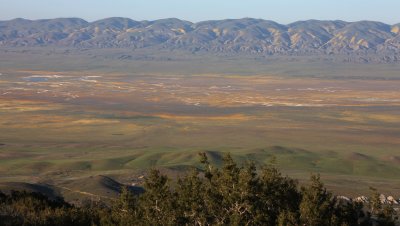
left=257, top=162, right=301, bottom=225
left=299, top=174, right=335, bottom=226
left=175, top=168, right=208, bottom=225
left=138, top=169, right=176, bottom=225
left=110, top=186, right=139, bottom=226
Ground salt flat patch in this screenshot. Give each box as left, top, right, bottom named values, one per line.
left=71, top=119, right=120, bottom=125
left=28, top=75, right=68, bottom=78
left=353, top=98, right=400, bottom=103
left=36, top=89, right=50, bottom=94
left=23, top=74, right=71, bottom=82
left=79, top=77, right=98, bottom=83
left=280, top=103, right=328, bottom=107
left=155, top=113, right=252, bottom=121
left=150, top=83, right=165, bottom=87
left=275, top=88, right=292, bottom=91
left=5, top=87, right=21, bottom=90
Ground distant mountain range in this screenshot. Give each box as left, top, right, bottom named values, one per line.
left=1, top=17, right=399, bottom=60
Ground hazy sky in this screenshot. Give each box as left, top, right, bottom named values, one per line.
left=0, top=0, right=399, bottom=24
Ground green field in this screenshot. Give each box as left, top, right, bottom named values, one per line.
left=0, top=48, right=400, bottom=197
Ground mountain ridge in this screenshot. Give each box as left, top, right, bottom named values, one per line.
left=1, top=17, right=400, bottom=60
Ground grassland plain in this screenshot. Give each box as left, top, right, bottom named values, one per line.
left=0, top=49, right=400, bottom=197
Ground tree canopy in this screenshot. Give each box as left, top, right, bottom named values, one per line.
left=0, top=153, right=398, bottom=226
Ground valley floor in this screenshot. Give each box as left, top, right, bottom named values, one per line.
left=0, top=50, right=399, bottom=196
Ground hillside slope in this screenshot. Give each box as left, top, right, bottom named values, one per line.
left=0, top=18, right=399, bottom=61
